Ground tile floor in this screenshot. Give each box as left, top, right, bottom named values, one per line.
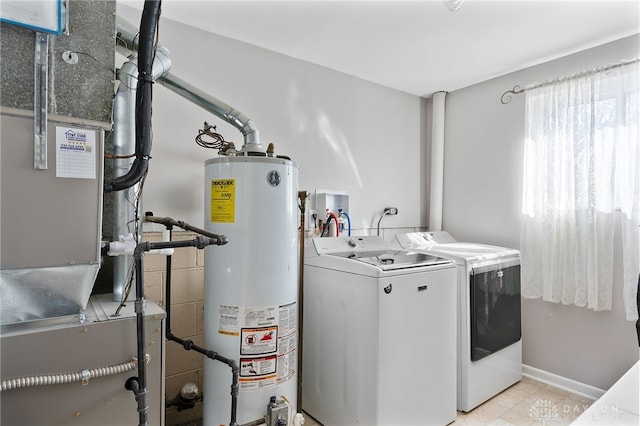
left=301, top=377, right=594, bottom=426
left=450, top=377, right=594, bottom=426
left=176, top=377, right=594, bottom=426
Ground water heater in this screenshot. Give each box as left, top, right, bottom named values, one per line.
left=204, top=155, right=298, bottom=425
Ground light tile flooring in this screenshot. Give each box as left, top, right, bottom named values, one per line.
left=302, top=377, right=594, bottom=426
left=451, top=377, right=594, bottom=425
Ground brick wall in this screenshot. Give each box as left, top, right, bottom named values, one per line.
left=143, top=231, right=205, bottom=425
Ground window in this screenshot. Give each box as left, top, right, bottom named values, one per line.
left=520, top=61, right=639, bottom=320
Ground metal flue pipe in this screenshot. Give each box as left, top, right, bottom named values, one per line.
left=111, top=19, right=171, bottom=301
left=114, top=16, right=261, bottom=152
left=157, top=73, right=262, bottom=152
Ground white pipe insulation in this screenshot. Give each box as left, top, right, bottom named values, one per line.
left=429, top=91, right=447, bottom=232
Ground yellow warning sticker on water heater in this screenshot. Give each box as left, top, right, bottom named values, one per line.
left=210, top=179, right=235, bottom=223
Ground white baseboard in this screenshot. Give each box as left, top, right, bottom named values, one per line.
left=522, top=364, right=606, bottom=401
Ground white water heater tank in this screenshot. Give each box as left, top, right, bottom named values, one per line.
left=204, top=155, right=298, bottom=425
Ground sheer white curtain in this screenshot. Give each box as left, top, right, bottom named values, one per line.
left=521, top=61, right=639, bottom=320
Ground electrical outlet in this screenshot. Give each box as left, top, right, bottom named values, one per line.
left=384, top=207, right=398, bottom=215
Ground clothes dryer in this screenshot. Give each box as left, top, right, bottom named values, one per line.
left=396, top=231, right=522, bottom=412
left=303, top=236, right=457, bottom=425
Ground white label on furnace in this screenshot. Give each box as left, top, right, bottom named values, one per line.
left=56, top=126, right=96, bottom=179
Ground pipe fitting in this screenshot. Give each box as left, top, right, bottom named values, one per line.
left=109, top=233, right=138, bottom=256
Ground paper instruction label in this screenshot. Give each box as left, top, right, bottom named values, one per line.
left=56, top=126, right=96, bottom=179
left=218, top=304, right=240, bottom=336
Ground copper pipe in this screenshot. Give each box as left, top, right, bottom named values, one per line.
left=297, top=190, right=308, bottom=412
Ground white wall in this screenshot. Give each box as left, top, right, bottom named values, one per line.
left=444, top=34, right=640, bottom=390
left=117, top=5, right=430, bottom=236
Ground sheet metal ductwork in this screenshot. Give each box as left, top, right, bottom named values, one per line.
left=111, top=16, right=171, bottom=301
left=156, top=73, right=262, bottom=152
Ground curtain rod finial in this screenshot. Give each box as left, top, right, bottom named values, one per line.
left=501, top=85, right=523, bottom=105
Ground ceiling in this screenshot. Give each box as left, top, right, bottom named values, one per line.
left=119, top=0, right=640, bottom=97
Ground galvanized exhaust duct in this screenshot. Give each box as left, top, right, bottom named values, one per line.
left=114, top=15, right=263, bottom=154
left=111, top=13, right=265, bottom=298
left=156, top=73, right=262, bottom=152
left=111, top=15, right=171, bottom=301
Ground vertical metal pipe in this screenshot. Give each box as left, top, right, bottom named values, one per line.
left=134, top=249, right=149, bottom=426
left=164, top=226, right=173, bottom=335
left=34, top=32, right=49, bottom=170
left=112, top=41, right=171, bottom=302
left=113, top=60, right=140, bottom=302
left=429, top=91, right=447, bottom=232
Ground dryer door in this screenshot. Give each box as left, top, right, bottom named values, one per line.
left=470, top=260, right=521, bottom=361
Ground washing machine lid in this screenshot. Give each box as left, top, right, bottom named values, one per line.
left=309, top=236, right=452, bottom=271
left=335, top=250, right=451, bottom=271
left=396, top=232, right=519, bottom=264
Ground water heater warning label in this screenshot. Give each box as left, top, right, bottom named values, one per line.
left=210, top=179, right=235, bottom=223
left=225, top=303, right=297, bottom=391
left=241, top=326, right=278, bottom=355
left=239, top=355, right=277, bottom=390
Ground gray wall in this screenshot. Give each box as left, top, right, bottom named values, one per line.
left=117, top=4, right=430, bottom=234
left=444, top=34, right=640, bottom=390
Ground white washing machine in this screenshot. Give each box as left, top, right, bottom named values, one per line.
left=302, top=236, right=457, bottom=426
left=395, top=231, right=522, bottom=412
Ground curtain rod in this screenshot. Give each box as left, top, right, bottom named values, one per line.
left=500, top=57, right=640, bottom=104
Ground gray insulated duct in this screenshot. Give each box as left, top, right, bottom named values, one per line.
left=112, top=14, right=263, bottom=299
